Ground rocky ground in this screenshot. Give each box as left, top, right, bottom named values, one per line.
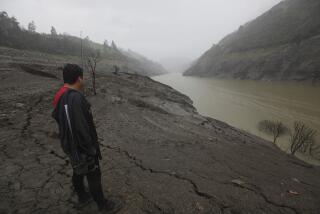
left=0, top=59, right=320, bottom=214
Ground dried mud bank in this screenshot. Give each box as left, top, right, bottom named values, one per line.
left=0, top=59, right=320, bottom=214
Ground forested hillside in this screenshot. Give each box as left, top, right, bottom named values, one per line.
left=184, top=0, right=320, bottom=82
left=0, top=11, right=167, bottom=76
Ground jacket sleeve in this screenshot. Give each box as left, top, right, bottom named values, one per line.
left=71, top=93, right=97, bottom=156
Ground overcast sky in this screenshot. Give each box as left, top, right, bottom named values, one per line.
left=1, top=0, right=281, bottom=63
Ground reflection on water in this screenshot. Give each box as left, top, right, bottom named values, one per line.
left=153, top=73, right=320, bottom=165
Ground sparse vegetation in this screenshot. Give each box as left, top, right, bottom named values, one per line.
left=0, top=11, right=167, bottom=76
left=85, top=50, right=101, bottom=95
left=257, top=120, right=289, bottom=144
left=290, top=121, right=317, bottom=155
left=258, top=120, right=319, bottom=158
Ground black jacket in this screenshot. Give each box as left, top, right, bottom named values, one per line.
left=51, top=88, right=102, bottom=167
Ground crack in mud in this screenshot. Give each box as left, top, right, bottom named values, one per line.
left=101, top=143, right=229, bottom=212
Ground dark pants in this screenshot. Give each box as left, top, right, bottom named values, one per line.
left=72, top=158, right=106, bottom=206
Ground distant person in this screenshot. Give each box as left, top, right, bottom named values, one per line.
left=113, top=65, right=119, bottom=75
left=51, top=64, right=122, bottom=213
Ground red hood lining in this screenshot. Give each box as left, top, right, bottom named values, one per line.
left=53, top=85, right=69, bottom=109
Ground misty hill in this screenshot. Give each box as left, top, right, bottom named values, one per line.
left=120, top=49, right=167, bottom=76
left=0, top=11, right=167, bottom=76
left=184, top=0, right=320, bottom=81
left=159, top=57, right=193, bottom=73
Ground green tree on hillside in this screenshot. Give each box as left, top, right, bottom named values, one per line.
left=103, top=39, right=109, bottom=52
left=111, top=40, right=117, bottom=50
left=51, top=26, right=57, bottom=36
left=28, top=21, right=36, bottom=32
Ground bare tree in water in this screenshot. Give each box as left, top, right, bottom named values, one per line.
left=257, top=120, right=289, bottom=144
left=86, top=50, right=101, bottom=95
left=290, top=121, right=316, bottom=155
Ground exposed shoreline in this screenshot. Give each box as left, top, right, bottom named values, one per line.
left=1, top=49, right=320, bottom=213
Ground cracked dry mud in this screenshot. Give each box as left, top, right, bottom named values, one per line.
left=0, top=61, right=320, bottom=214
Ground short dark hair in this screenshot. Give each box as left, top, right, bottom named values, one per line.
left=63, top=64, right=83, bottom=84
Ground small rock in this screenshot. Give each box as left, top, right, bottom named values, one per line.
left=292, top=178, right=300, bottom=183
left=231, top=178, right=245, bottom=186
left=16, top=103, right=24, bottom=108
left=14, top=182, right=21, bottom=191
left=195, top=202, right=204, bottom=211
left=111, top=96, right=122, bottom=104
left=287, top=190, right=300, bottom=196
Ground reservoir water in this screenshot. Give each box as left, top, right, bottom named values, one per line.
left=153, top=72, right=320, bottom=165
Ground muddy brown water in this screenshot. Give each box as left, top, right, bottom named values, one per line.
left=153, top=72, right=320, bottom=165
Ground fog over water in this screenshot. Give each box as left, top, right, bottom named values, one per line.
left=1, top=0, right=281, bottom=69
